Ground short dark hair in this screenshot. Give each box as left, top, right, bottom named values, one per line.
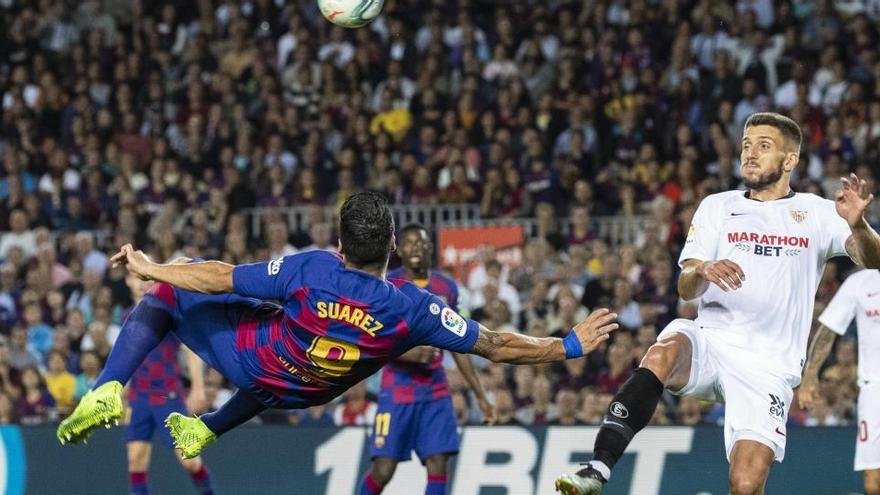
left=339, top=192, right=395, bottom=267
left=399, top=223, right=428, bottom=237
left=744, top=112, right=802, bottom=153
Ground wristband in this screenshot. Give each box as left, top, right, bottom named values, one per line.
left=562, top=330, right=584, bottom=359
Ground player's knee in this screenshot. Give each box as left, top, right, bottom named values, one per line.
left=424, top=455, right=449, bottom=475
left=370, top=458, right=397, bottom=485
left=729, top=471, right=763, bottom=495
left=865, top=474, right=880, bottom=495
left=640, top=342, right=679, bottom=382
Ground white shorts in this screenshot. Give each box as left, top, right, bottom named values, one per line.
left=658, top=319, right=793, bottom=462
left=856, top=382, right=880, bottom=471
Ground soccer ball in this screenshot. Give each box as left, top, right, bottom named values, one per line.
left=317, top=0, right=385, bottom=28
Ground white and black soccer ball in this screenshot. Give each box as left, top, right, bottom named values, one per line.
left=317, top=0, right=385, bottom=28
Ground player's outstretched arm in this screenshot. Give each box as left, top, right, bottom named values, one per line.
left=797, top=324, right=838, bottom=410
left=111, top=244, right=234, bottom=294
left=470, top=308, right=618, bottom=364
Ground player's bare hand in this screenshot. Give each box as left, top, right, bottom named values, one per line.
left=696, top=259, right=745, bottom=292
left=478, top=398, right=497, bottom=426
left=572, top=308, right=619, bottom=354
left=111, top=244, right=155, bottom=281
left=836, top=172, right=874, bottom=228
left=797, top=374, right=819, bottom=411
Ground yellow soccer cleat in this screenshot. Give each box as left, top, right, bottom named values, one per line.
left=164, top=412, right=217, bottom=459
left=56, top=381, right=123, bottom=445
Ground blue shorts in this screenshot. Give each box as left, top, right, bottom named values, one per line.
left=124, top=395, right=187, bottom=448
left=369, top=395, right=460, bottom=462
left=170, top=290, right=264, bottom=392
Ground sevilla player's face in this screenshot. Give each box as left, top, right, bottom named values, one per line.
left=740, top=125, right=792, bottom=191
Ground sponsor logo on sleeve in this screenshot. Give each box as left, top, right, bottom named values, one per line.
left=441, top=307, right=467, bottom=336
left=268, top=258, right=284, bottom=276
left=685, top=223, right=696, bottom=244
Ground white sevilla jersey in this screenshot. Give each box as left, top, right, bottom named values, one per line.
left=819, top=269, right=880, bottom=384
left=679, top=190, right=852, bottom=383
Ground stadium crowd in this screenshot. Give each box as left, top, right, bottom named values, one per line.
left=0, top=0, right=877, bottom=429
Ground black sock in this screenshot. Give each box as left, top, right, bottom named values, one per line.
left=590, top=367, right=664, bottom=472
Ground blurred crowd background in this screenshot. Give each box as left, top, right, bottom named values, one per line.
left=0, top=0, right=876, bottom=429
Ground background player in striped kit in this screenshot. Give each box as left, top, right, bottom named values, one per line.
left=358, top=224, right=496, bottom=495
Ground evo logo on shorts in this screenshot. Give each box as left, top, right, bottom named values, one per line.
left=768, top=394, right=785, bottom=419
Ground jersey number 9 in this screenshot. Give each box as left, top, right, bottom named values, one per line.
left=306, top=336, right=360, bottom=377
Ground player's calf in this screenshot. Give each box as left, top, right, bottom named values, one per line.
left=358, top=458, right=397, bottom=495
left=179, top=457, right=214, bottom=495
left=424, top=454, right=450, bottom=495
left=556, top=336, right=691, bottom=492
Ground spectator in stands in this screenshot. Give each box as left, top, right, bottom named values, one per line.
left=15, top=366, right=55, bottom=425
left=266, top=220, right=298, bottom=259
left=512, top=365, right=535, bottom=410
left=556, top=356, right=594, bottom=392
left=493, top=389, right=523, bottom=426
left=678, top=396, right=706, bottom=426
left=0, top=392, right=14, bottom=424
left=295, top=405, right=335, bottom=427
left=44, top=350, right=75, bottom=414
left=612, top=279, right=643, bottom=330
left=74, top=350, right=100, bottom=400
left=597, top=343, right=633, bottom=394
left=23, top=304, right=51, bottom=359
left=301, top=222, right=335, bottom=253
left=333, top=382, right=377, bottom=426
left=578, top=388, right=605, bottom=425
left=581, top=252, right=619, bottom=310
left=550, top=388, right=584, bottom=426
left=0, top=210, right=35, bottom=260
left=515, top=375, right=557, bottom=425
left=8, top=326, right=40, bottom=371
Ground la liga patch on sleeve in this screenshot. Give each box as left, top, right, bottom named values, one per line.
left=441, top=307, right=467, bottom=336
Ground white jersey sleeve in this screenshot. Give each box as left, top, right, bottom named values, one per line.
left=818, top=274, right=859, bottom=336
left=817, top=199, right=851, bottom=260
left=679, top=196, right=719, bottom=266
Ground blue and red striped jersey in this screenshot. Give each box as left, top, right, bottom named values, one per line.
left=382, top=268, right=460, bottom=403
left=230, top=251, right=479, bottom=409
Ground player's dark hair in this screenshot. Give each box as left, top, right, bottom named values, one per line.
left=339, top=191, right=395, bottom=267
left=744, top=112, right=802, bottom=153
left=399, top=223, right=428, bottom=237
